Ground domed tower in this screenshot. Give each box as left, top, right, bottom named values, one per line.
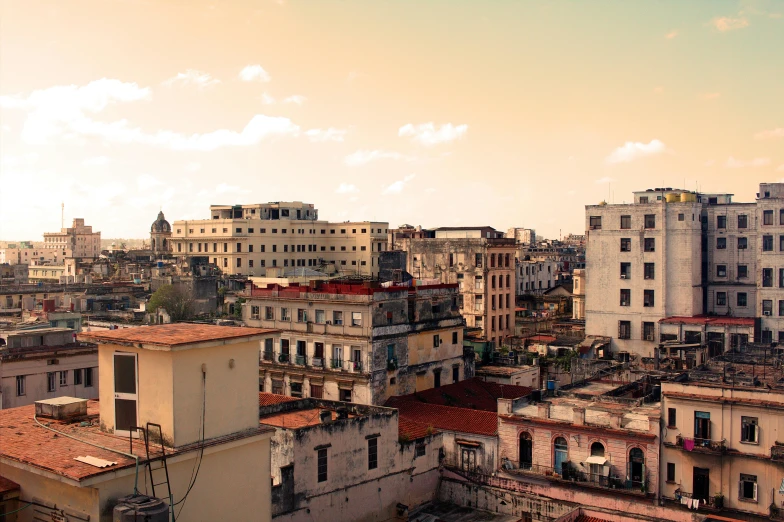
left=150, top=210, right=172, bottom=254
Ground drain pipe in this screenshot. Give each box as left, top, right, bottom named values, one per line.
left=34, top=414, right=140, bottom=494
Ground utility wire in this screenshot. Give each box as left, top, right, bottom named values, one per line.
left=172, top=370, right=207, bottom=519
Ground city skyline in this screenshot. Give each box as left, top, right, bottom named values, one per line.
left=1, top=0, right=783, bottom=240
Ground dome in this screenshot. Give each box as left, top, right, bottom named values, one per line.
left=151, top=211, right=171, bottom=233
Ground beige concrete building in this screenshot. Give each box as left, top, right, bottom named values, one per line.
left=260, top=394, right=440, bottom=521
left=244, top=280, right=466, bottom=405
left=43, top=218, right=101, bottom=261
left=170, top=202, right=388, bottom=277
left=396, top=227, right=517, bottom=344
left=756, top=183, right=784, bottom=342
left=661, top=350, right=784, bottom=518
left=0, top=324, right=278, bottom=522
left=507, top=227, right=536, bottom=245
left=572, top=268, right=585, bottom=320
left=0, top=327, right=97, bottom=410
left=517, top=257, right=558, bottom=295
left=0, top=244, right=67, bottom=265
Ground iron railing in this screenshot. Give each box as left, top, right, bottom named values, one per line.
left=501, top=460, right=648, bottom=495
left=674, top=435, right=726, bottom=454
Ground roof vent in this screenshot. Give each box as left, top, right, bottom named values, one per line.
left=35, top=397, right=88, bottom=420
left=113, top=495, right=169, bottom=522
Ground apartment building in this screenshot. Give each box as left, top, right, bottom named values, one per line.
left=244, top=280, right=466, bottom=405
left=585, top=189, right=704, bottom=357
left=661, top=348, right=784, bottom=518
left=0, top=327, right=97, bottom=409
left=0, top=244, right=67, bottom=265
left=396, top=227, right=517, bottom=344
left=572, top=269, right=585, bottom=320
left=260, top=394, right=440, bottom=521
left=507, top=228, right=536, bottom=245
left=756, top=183, right=784, bottom=341
left=170, top=202, right=388, bottom=277
left=43, top=218, right=100, bottom=260
left=517, top=257, right=558, bottom=295
left=0, top=324, right=278, bottom=521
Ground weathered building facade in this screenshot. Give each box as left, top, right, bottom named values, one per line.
left=42, top=218, right=101, bottom=261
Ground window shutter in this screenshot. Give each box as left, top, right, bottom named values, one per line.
left=754, top=482, right=758, bottom=501
left=739, top=481, right=743, bottom=499
left=755, top=424, right=760, bottom=443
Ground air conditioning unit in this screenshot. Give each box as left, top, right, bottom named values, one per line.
left=764, top=311, right=772, bottom=316
left=620, top=274, right=628, bottom=279
left=326, top=320, right=332, bottom=325
left=645, top=335, right=654, bottom=341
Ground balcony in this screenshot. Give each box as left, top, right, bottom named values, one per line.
left=501, top=460, right=649, bottom=496
left=671, top=435, right=726, bottom=454
left=294, top=354, right=307, bottom=366
left=276, top=352, right=291, bottom=364
left=771, top=443, right=784, bottom=462
left=311, top=357, right=325, bottom=368
left=261, top=350, right=274, bottom=362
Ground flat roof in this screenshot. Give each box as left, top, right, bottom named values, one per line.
left=259, top=408, right=355, bottom=429
left=79, top=324, right=278, bottom=349
left=476, top=365, right=534, bottom=377
left=659, top=316, right=755, bottom=327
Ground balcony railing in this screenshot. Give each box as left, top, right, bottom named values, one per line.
left=262, top=350, right=274, bottom=362
left=261, top=352, right=370, bottom=373
left=311, top=357, right=325, bottom=368
left=294, top=354, right=307, bottom=366
left=277, top=352, right=291, bottom=364
left=673, top=435, right=726, bottom=454
left=772, top=444, right=784, bottom=462
left=501, top=460, right=648, bottom=495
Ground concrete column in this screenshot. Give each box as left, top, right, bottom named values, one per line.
left=263, top=371, right=272, bottom=393
left=303, top=376, right=311, bottom=398
left=538, top=402, right=551, bottom=419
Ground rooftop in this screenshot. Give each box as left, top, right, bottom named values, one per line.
left=0, top=401, right=273, bottom=482
left=393, top=377, right=532, bottom=412
left=476, top=365, right=535, bottom=377
left=398, top=417, right=437, bottom=440
left=0, top=475, right=19, bottom=495
left=259, top=392, right=298, bottom=407
left=259, top=408, right=355, bottom=429
left=659, top=316, right=755, bottom=327
left=386, top=396, right=498, bottom=436
left=78, top=323, right=278, bottom=349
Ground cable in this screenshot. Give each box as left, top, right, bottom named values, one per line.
left=172, top=370, right=207, bottom=520
left=1, top=501, right=33, bottom=516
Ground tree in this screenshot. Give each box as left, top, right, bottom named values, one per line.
left=148, top=284, right=194, bottom=322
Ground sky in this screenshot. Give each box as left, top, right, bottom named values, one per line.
left=0, top=0, right=783, bottom=241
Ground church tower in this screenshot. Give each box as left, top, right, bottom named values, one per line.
left=150, top=210, right=172, bottom=255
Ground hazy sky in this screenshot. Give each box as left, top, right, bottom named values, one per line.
left=1, top=0, right=782, bottom=241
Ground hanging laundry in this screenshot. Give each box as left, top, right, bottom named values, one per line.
left=683, top=439, right=695, bottom=451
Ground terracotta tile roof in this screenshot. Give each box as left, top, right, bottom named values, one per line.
left=526, top=335, right=557, bottom=343
left=398, top=417, right=436, bottom=440
left=393, top=377, right=532, bottom=412
left=0, top=475, right=19, bottom=494
left=476, top=365, right=531, bottom=377
left=659, top=316, right=755, bottom=327
left=259, top=392, right=298, bottom=407
left=79, top=324, right=278, bottom=348
left=575, top=516, right=611, bottom=522
left=386, top=396, right=497, bottom=436
left=0, top=400, right=273, bottom=482
left=259, top=408, right=353, bottom=429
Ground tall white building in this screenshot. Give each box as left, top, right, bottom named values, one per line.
left=43, top=218, right=100, bottom=261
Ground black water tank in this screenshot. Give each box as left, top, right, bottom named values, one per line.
left=113, top=494, right=169, bottom=522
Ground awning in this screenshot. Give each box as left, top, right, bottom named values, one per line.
left=585, top=456, right=607, bottom=466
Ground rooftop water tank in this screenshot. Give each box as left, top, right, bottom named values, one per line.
left=113, top=494, right=169, bottom=522
left=665, top=193, right=679, bottom=203
left=681, top=192, right=697, bottom=203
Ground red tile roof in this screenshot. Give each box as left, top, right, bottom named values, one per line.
left=259, top=392, right=298, bottom=407
left=0, top=475, right=19, bottom=494
left=575, top=516, right=611, bottom=522
left=386, top=396, right=498, bottom=436
left=526, top=335, right=557, bottom=343
left=260, top=408, right=353, bottom=429
left=659, top=316, right=755, bottom=327
left=79, top=324, right=278, bottom=348
left=398, top=417, right=437, bottom=440
left=0, top=400, right=273, bottom=482
left=393, top=377, right=532, bottom=412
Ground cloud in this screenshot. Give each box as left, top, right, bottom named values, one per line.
left=605, top=139, right=667, bottom=164
left=185, top=162, right=201, bottom=172
left=1, top=153, right=38, bottom=168
left=382, top=174, right=415, bottom=195
left=725, top=156, right=771, bottom=168
left=711, top=16, right=749, bottom=31
left=137, top=174, right=163, bottom=191
left=239, top=65, right=271, bottom=82
left=261, top=93, right=275, bottom=105
left=335, top=183, right=359, bottom=194
left=755, top=128, right=784, bottom=140
left=665, top=30, right=678, bottom=39
left=283, top=95, right=307, bottom=105
left=702, top=92, right=721, bottom=100
left=595, top=177, right=614, bottom=184
left=344, top=149, right=405, bottom=166
left=305, top=128, right=346, bottom=142
left=82, top=156, right=110, bottom=166
left=163, top=69, right=219, bottom=89
left=398, top=122, right=468, bottom=146
left=1, top=124, right=10, bottom=133
left=215, top=183, right=248, bottom=194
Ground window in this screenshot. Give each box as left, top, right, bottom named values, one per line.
left=475, top=253, right=483, bottom=267
left=281, top=308, right=290, bottom=321
left=763, top=235, right=774, bottom=251
left=48, top=372, right=56, bottom=392
left=74, top=368, right=83, bottom=385
left=781, top=209, right=784, bottom=225
left=643, top=290, right=654, bottom=307
left=763, top=268, right=773, bottom=287
left=310, top=385, right=323, bottom=398
left=667, top=462, right=675, bottom=482
left=644, top=214, right=655, bottom=228
left=415, top=442, right=426, bottom=458
left=640, top=196, right=649, bottom=203
left=738, top=214, right=748, bottom=229
left=620, top=238, right=631, bottom=252
left=738, top=265, right=748, bottom=278
left=620, top=289, right=630, bottom=306
left=351, top=312, right=362, bottom=327
left=739, top=474, right=757, bottom=502
left=779, top=300, right=784, bottom=316
left=250, top=306, right=260, bottom=320
left=716, top=237, right=726, bottom=249
left=717, top=215, right=726, bottom=229
left=644, top=263, right=654, bottom=280
left=737, top=237, right=747, bottom=249
left=368, top=437, right=378, bottom=470
left=453, top=365, right=459, bottom=383
left=59, top=371, right=68, bottom=386
left=16, top=375, right=25, bottom=396
left=317, top=448, right=328, bottom=482
left=643, top=322, right=655, bottom=341
left=644, top=238, right=655, bottom=252
left=678, top=213, right=684, bottom=222
left=737, top=293, right=748, bottom=307
left=290, top=382, right=303, bottom=398
left=339, top=388, right=352, bottom=402
left=333, top=311, right=343, bottom=325
left=433, top=334, right=440, bottom=348
left=589, top=216, right=602, bottom=229
left=620, top=215, right=631, bottom=229
left=716, top=265, right=727, bottom=277
left=667, top=408, right=676, bottom=428
left=763, top=300, right=773, bottom=315
left=716, top=292, right=727, bottom=306
left=297, top=309, right=307, bottom=322
left=764, top=210, right=773, bottom=225
left=618, top=320, right=631, bottom=339
left=265, top=306, right=274, bottom=320
left=741, top=417, right=759, bottom=444
left=620, top=262, right=631, bottom=279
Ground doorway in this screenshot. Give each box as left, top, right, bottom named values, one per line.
left=628, top=448, right=645, bottom=487
left=693, top=467, right=710, bottom=502
left=113, top=352, right=138, bottom=437
left=519, top=433, right=532, bottom=470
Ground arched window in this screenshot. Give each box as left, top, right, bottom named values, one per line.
left=628, top=447, right=645, bottom=489
left=588, top=442, right=606, bottom=483
left=553, top=437, right=568, bottom=474
left=163, top=238, right=168, bottom=251
left=590, top=442, right=605, bottom=457
left=519, top=432, right=532, bottom=470
left=151, top=238, right=156, bottom=250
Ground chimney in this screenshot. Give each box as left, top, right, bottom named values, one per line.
left=610, top=412, right=623, bottom=429
left=497, top=398, right=513, bottom=415
left=538, top=402, right=551, bottom=419
left=573, top=407, right=585, bottom=426
left=648, top=415, right=661, bottom=436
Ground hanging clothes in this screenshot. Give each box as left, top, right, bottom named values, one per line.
left=683, top=439, right=695, bottom=451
